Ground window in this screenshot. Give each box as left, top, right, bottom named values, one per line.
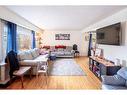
left=3, top=22, right=8, bottom=54
left=0, top=20, right=8, bottom=62
left=35, top=32, right=43, bottom=48
left=17, top=26, right=32, bottom=52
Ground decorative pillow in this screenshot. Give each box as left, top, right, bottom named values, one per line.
left=31, top=49, right=37, bottom=58
left=63, top=45, right=66, bottom=49
left=66, top=46, right=73, bottom=51
left=43, top=45, right=50, bottom=49
left=55, top=45, right=59, bottom=49
left=35, top=48, right=40, bottom=56
left=55, top=45, right=66, bottom=49
left=39, top=49, right=46, bottom=54
left=117, top=67, right=127, bottom=80
left=31, top=48, right=39, bottom=58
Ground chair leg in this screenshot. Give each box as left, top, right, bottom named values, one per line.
left=29, top=68, right=32, bottom=79
left=78, top=53, right=79, bottom=57
left=36, top=72, right=38, bottom=78
left=46, top=64, right=49, bottom=75
left=21, top=76, right=24, bottom=88
left=75, top=53, right=77, bottom=57
left=45, top=72, right=48, bottom=86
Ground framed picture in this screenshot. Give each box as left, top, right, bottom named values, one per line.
left=55, top=34, right=70, bottom=40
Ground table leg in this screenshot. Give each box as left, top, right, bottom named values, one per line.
left=21, top=76, right=24, bottom=88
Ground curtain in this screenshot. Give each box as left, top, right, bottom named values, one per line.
left=88, top=33, right=92, bottom=56
left=7, top=22, right=17, bottom=53
left=32, top=30, right=36, bottom=49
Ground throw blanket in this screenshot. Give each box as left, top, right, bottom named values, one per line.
left=5, top=50, right=20, bottom=78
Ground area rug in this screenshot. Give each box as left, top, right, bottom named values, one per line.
left=48, top=58, right=86, bottom=76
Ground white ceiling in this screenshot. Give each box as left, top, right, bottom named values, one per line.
left=6, top=6, right=127, bottom=31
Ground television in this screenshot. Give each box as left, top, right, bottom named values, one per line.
left=96, top=23, right=122, bottom=45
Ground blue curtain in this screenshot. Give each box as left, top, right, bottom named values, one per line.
left=88, top=33, right=92, bottom=56
left=7, top=22, right=17, bottom=53
left=32, top=30, right=36, bottom=49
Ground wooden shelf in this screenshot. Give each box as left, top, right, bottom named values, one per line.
left=89, top=56, right=115, bottom=67
left=89, top=56, right=121, bottom=80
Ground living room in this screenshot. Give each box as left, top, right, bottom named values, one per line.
left=0, top=1, right=127, bottom=94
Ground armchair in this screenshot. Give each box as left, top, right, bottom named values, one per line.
left=101, top=67, right=127, bottom=90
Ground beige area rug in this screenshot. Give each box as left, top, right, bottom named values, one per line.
left=48, top=58, right=86, bottom=76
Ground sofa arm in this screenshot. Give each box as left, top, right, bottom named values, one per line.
left=71, top=50, right=75, bottom=54
left=101, top=75, right=126, bottom=86
left=19, top=60, right=40, bottom=66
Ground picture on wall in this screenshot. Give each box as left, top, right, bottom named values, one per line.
left=55, top=34, right=70, bottom=40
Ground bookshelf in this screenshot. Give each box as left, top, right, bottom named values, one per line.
left=89, top=56, right=121, bottom=80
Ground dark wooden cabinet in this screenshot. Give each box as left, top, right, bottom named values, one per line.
left=89, top=56, right=121, bottom=80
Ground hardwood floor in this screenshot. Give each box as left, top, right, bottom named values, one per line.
left=6, top=56, right=101, bottom=89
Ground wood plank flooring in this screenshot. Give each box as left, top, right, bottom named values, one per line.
left=6, top=56, right=101, bottom=89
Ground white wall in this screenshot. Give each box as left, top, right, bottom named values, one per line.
left=80, top=32, right=89, bottom=56
left=42, top=30, right=85, bottom=56
left=0, top=6, right=43, bottom=32
left=82, top=8, right=127, bottom=66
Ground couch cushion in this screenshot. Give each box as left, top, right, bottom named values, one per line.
left=66, top=46, right=73, bottom=51
left=25, top=50, right=33, bottom=60
left=34, top=54, right=49, bottom=61
left=102, top=84, right=127, bottom=90
left=57, top=48, right=64, bottom=52
left=18, top=52, right=27, bottom=61
left=101, top=75, right=126, bottom=86
left=19, top=59, right=43, bottom=66
left=39, top=49, right=49, bottom=55
left=126, top=81, right=127, bottom=87
left=31, top=48, right=40, bottom=58
left=31, top=49, right=38, bottom=58
left=56, top=51, right=64, bottom=56
left=19, top=54, right=49, bottom=66
left=117, top=67, right=127, bottom=80
left=64, top=51, right=72, bottom=56
left=35, top=48, right=40, bottom=56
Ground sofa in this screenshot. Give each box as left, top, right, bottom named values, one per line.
left=101, top=67, right=127, bottom=90
left=50, top=46, right=74, bottom=58
left=18, top=48, right=49, bottom=75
